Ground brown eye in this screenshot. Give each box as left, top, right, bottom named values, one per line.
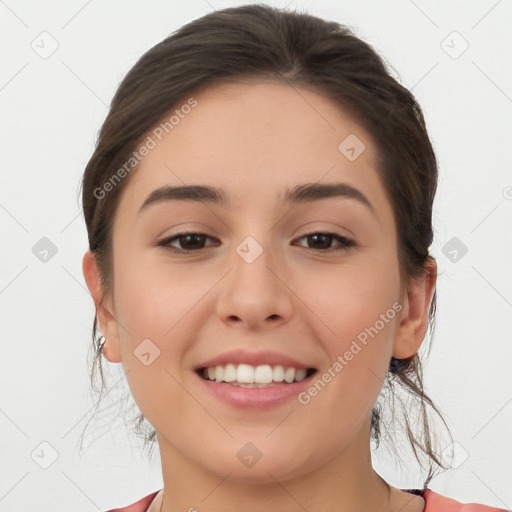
left=158, top=233, right=217, bottom=253
left=295, top=232, right=355, bottom=252
left=158, top=231, right=356, bottom=254
left=176, top=234, right=207, bottom=251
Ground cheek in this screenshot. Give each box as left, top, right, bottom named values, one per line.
left=298, top=253, right=401, bottom=341
left=295, top=278, right=399, bottom=448
left=109, top=259, right=201, bottom=430
left=108, top=248, right=186, bottom=385
left=112, top=244, right=200, bottom=341
left=299, top=257, right=400, bottom=393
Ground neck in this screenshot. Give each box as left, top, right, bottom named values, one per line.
left=156, top=420, right=395, bottom=512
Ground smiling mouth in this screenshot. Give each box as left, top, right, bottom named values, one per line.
left=196, top=364, right=317, bottom=388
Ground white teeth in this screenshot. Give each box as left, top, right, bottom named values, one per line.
left=273, top=365, right=285, bottom=382
left=224, top=363, right=237, bottom=382
left=237, top=364, right=254, bottom=383
left=215, top=365, right=224, bottom=382
left=295, top=368, right=307, bottom=382
left=284, top=367, right=296, bottom=383
left=200, top=363, right=312, bottom=385
left=254, top=365, right=273, bottom=384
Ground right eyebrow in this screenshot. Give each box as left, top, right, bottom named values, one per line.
left=138, top=182, right=377, bottom=219
left=138, top=185, right=229, bottom=215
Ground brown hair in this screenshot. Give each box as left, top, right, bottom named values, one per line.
left=80, top=3, right=452, bottom=488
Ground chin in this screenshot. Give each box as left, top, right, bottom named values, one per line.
left=198, top=440, right=321, bottom=485
left=211, top=461, right=304, bottom=485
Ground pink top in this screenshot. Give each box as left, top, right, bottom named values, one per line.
left=105, top=488, right=510, bottom=512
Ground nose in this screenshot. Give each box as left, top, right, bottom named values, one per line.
left=215, top=236, right=294, bottom=331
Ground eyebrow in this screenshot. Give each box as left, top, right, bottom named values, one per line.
left=138, top=182, right=376, bottom=217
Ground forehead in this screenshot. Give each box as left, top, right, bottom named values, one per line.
left=117, top=80, right=390, bottom=220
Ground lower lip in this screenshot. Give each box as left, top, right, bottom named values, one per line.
left=195, top=371, right=316, bottom=409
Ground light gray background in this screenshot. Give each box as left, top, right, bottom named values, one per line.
left=0, top=1, right=511, bottom=510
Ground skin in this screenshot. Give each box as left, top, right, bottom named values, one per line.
left=83, top=80, right=435, bottom=512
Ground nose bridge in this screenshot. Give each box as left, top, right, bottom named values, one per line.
left=216, top=230, right=293, bottom=329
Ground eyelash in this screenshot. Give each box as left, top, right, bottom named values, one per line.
left=157, top=232, right=356, bottom=254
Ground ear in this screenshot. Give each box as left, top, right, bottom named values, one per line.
left=393, top=258, right=437, bottom=359
left=82, top=250, right=122, bottom=363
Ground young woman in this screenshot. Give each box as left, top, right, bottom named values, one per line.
left=81, top=5, right=509, bottom=512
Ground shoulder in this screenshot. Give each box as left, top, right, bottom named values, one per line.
left=104, top=490, right=160, bottom=512
left=422, top=489, right=510, bottom=512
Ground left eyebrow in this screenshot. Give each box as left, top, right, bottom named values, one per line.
left=138, top=182, right=376, bottom=218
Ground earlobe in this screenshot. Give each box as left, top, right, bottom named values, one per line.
left=392, top=259, right=437, bottom=360
left=82, top=250, right=122, bottom=363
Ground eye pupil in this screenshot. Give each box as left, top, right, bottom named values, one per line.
left=181, top=234, right=205, bottom=250
left=308, top=234, right=332, bottom=249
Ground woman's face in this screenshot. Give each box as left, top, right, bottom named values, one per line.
left=88, top=80, right=426, bottom=483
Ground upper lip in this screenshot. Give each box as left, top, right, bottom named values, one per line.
left=195, top=349, right=316, bottom=371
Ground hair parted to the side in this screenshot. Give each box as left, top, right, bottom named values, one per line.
left=79, top=3, right=453, bottom=488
